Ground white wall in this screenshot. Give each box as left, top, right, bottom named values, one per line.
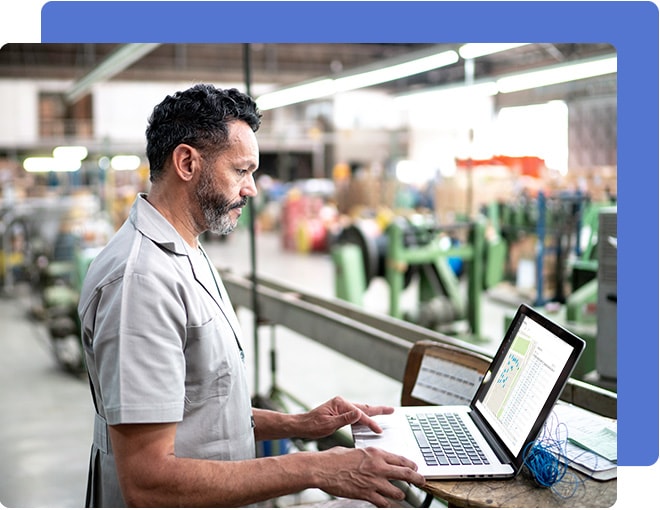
left=333, top=90, right=405, bottom=131
left=332, top=90, right=407, bottom=165
left=400, top=91, right=496, bottom=176
left=0, top=80, right=41, bottom=145
left=0, top=79, right=245, bottom=151
left=92, top=81, right=205, bottom=146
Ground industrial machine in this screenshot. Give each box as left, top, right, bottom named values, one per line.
left=332, top=214, right=505, bottom=343
left=28, top=201, right=113, bottom=375
left=495, top=190, right=615, bottom=307
left=0, top=211, right=31, bottom=292
left=590, top=206, right=617, bottom=389
left=384, top=217, right=480, bottom=338
left=498, top=198, right=617, bottom=384
left=35, top=231, right=101, bottom=374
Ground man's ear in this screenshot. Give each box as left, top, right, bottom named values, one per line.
left=171, top=144, right=200, bottom=182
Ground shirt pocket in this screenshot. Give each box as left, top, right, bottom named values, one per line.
left=183, top=314, right=235, bottom=405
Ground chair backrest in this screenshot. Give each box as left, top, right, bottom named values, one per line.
left=401, top=340, right=491, bottom=406
left=401, top=339, right=617, bottom=419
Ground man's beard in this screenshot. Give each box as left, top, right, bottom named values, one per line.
left=195, top=171, right=248, bottom=236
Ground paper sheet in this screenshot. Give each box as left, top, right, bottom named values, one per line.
left=569, top=424, right=617, bottom=462
left=411, top=355, right=483, bottom=405
left=547, top=402, right=617, bottom=479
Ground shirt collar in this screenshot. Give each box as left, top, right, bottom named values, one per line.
left=130, top=193, right=191, bottom=256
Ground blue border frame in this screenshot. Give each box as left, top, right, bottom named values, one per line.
left=40, top=1, right=659, bottom=467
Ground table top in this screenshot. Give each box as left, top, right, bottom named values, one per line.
left=423, top=467, right=616, bottom=508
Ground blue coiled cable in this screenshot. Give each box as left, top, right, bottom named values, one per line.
left=522, top=412, right=582, bottom=498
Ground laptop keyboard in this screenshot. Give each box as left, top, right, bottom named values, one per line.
left=407, top=412, right=490, bottom=467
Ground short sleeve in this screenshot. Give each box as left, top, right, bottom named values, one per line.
left=93, top=271, right=187, bottom=425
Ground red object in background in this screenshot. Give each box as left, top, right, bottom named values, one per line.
left=455, top=155, right=545, bottom=178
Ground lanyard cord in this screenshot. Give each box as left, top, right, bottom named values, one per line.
left=199, top=246, right=246, bottom=359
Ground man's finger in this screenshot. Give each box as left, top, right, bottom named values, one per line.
left=354, top=410, right=386, bottom=433
left=355, top=403, right=395, bottom=417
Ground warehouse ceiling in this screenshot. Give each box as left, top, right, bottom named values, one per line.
left=0, top=43, right=615, bottom=98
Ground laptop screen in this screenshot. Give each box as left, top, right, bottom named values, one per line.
left=473, top=305, right=584, bottom=458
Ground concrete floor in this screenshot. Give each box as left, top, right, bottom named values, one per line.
left=0, top=228, right=518, bottom=508
left=0, top=286, right=94, bottom=508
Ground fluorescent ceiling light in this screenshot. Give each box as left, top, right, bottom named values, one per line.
left=257, top=79, right=335, bottom=110
left=459, top=43, right=531, bottom=59
left=395, top=53, right=617, bottom=101
left=53, top=145, right=88, bottom=161
left=24, top=145, right=89, bottom=172
left=497, top=55, right=616, bottom=93
left=23, top=156, right=81, bottom=173
left=395, top=81, right=498, bottom=104
left=257, top=48, right=458, bottom=110
left=23, top=157, right=54, bottom=173
left=111, top=155, right=141, bottom=171
left=333, top=51, right=458, bottom=92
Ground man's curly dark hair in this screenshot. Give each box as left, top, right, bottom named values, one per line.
left=145, top=84, right=262, bottom=182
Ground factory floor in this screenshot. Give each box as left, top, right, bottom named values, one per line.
left=0, top=229, right=521, bottom=508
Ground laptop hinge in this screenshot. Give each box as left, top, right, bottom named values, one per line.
left=469, top=410, right=514, bottom=467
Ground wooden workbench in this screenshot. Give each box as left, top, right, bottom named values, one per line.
left=423, top=468, right=616, bottom=508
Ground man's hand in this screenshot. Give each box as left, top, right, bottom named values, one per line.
left=252, top=396, right=394, bottom=443
left=313, top=446, right=426, bottom=507
left=295, top=396, right=394, bottom=439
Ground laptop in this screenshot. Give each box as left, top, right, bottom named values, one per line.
left=352, top=303, right=585, bottom=480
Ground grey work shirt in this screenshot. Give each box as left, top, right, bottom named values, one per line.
left=78, top=194, right=255, bottom=507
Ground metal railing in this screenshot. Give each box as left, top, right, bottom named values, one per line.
left=221, top=270, right=617, bottom=418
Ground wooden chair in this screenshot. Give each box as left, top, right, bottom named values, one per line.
left=398, top=341, right=492, bottom=507
left=401, top=340, right=491, bottom=407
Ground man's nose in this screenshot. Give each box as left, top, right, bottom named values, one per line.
left=241, top=174, right=258, bottom=197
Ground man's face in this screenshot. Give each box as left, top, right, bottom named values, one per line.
left=195, top=167, right=244, bottom=236
left=195, top=121, right=259, bottom=235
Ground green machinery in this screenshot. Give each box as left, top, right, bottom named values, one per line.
left=560, top=200, right=616, bottom=380
left=332, top=214, right=507, bottom=344
left=496, top=193, right=616, bottom=380
left=494, top=190, right=614, bottom=307
left=35, top=232, right=100, bottom=374
left=564, top=200, right=608, bottom=322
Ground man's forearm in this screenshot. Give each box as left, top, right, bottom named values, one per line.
left=252, top=407, right=300, bottom=441
left=123, top=451, right=323, bottom=507
left=110, top=421, right=320, bottom=507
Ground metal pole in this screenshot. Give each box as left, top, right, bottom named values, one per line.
left=465, top=58, right=475, bottom=220
left=243, top=43, right=261, bottom=395
left=535, top=191, right=546, bottom=306
left=468, top=220, right=483, bottom=339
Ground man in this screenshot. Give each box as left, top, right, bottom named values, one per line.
left=78, top=84, right=425, bottom=507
